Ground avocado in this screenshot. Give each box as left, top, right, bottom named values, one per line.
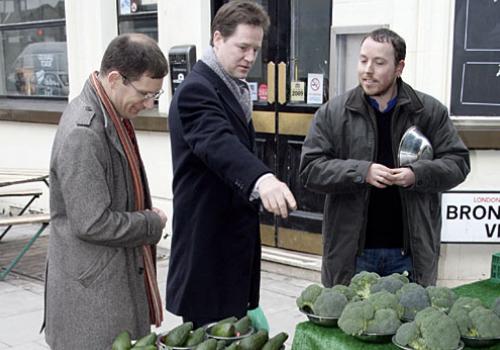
left=238, top=330, right=269, bottom=350
left=133, top=332, right=156, bottom=347
left=196, top=338, right=218, bottom=350
left=261, top=332, right=288, bottom=350
left=215, top=316, right=238, bottom=325
left=224, top=342, right=240, bottom=350
left=185, top=326, right=205, bottom=347
left=210, top=322, right=235, bottom=337
left=234, top=316, right=251, bottom=335
left=111, top=331, right=132, bottom=350
left=216, top=340, right=227, bottom=350
left=162, top=322, right=193, bottom=346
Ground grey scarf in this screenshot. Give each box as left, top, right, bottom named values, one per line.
left=201, top=47, right=252, bottom=123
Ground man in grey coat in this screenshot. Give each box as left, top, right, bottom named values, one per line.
left=300, top=28, right=470, bottom=287
left=44, top=33, right=168, bottom=349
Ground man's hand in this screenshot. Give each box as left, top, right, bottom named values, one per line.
left=257, top=175, right=297, bottom=218
left=366, top=163, right=396, bottom=188
left=152, top=207, right=168, bottom=228
left=391, top=167, right=415, bottom=188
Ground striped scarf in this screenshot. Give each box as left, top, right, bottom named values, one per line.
left=90, top=72, right=163, bottom=327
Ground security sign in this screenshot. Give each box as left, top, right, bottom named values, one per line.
left=441, top=191, right=500, bottom=243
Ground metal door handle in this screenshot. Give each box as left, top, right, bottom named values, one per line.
left=267, top=61, right=275, bottom=104
left=278, top=62, right=286, bottom=105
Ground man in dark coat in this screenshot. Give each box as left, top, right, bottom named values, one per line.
left=300, top=28, right=470, bottom=287
left=166, top=1, right=296, bottom=327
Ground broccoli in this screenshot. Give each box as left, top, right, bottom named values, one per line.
left=349, top=271, right=380, bottom=299
left=370, top=273, right=409, bottom=294
left=365, top=308, right=401, bottom=334
left=450, top=298, right=500, bottom=338
left=296, top=284, right=323, bottom=312
left=468, top=305, right=500, bottom=338
left=425, top=286, right=458, bottom=313
left=331, top=284, right=357, bottom=301
left=312, top=288, right=349, bottom=318
left=492, top=297, right=500, bottom=318
left=395, top=307, right=461, bottom=350
left=367, top=290, right=403, bottom=318
left=338, top=300, right=375, bottom=336
left=395, top=321, right=420, bottom=347
left=396, top=283, right=431, bottom=321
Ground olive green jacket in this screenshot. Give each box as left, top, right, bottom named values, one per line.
left=300, top=79, right=470, bottom=287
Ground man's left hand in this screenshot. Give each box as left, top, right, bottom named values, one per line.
left=391, top=167, right=415, bottom=188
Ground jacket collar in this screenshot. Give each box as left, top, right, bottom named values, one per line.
left=80, top=78, right=126, bottom=160
left=345, top=78, right=424, bottom=115
left=193, top=61, right=249, bottom=128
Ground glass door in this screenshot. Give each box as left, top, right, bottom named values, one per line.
left=211, top=0, right=332, bottom=255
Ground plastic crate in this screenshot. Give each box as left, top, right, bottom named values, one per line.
left=492, top=252, right=500, bottom=283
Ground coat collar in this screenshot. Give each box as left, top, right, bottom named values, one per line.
left=193, top=61, right=249, bottom=129
left=345, top=78, right=424, bottom=115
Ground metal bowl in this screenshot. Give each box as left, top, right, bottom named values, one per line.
left=157, top=337, right=198, bottom=350
left=354, top=332, right=394, bottom=343
left=398, top=126, right=433, bottom=167
left=204, top=323, right=254, bottom=346
left=392, top=335, right=465, bottom=350
left=461, top=335, right=500, bottom=348
left=299, top=308, right=338, bottom=327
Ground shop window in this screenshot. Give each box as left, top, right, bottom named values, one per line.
left=117, top=0, right=158, bottom=41
left=0, top=0, right=67, bottom=98
left=450, top=0, right=500, bottom=116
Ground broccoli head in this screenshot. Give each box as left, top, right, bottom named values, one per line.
left=396, top=283, right=431, bottom=321
left=338, top=300, right=375, bottom=336
left=492, top=297, right=500, bottom=318
left=331, top=284, right=357, bottom=301
left=395, top=321, right=420, bottom=347
left=426, top=286, right=458, bottom=313
left=367, top=290, right=400, bottom=312
left=409, top=307, right=461, bottom=350
left=468, top=305, right=500, bottom=338
left=449, top=296, right=483, bottom=336
left=312, top=288, right=349, bottom=318
left=370, top=273, right=409, bottom=294
left=296, top=284, right=323, bottom=312
left=365, top=308, right=401, bottom=334
left=349, top=271, right=380, bottom=299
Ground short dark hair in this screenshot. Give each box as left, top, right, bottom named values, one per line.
left=210, top=0, right=270, bottom=46
left=100, top=33, right=168, bottom=81
left=363, top=28, right=406, bottom=64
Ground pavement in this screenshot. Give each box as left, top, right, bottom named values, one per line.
left=0, top=226, right=321, bottom=349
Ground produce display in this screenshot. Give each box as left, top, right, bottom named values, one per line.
left=111, top=315, right=289, bottom=350
left=297, top=271, right=500, bottom=349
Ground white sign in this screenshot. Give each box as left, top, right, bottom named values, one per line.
left=248, top=82, right=258, bottom=101
left=441, top=192, right=500, bottom=243
left=307, top=73, right=323, bottom=104
left=290, top=81, right=305, bottom=102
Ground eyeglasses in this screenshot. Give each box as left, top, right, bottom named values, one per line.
left=120, top=74, right=164, bottom=101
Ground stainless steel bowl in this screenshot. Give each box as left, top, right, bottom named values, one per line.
left=354, top=332, right=394, bottom=343
left=398, top=126, right=433, bottom=167
left=461, top=335, right=500, bottom=348
left=204, top=323, right=254, bottom=346
left=392, top=335, right=465, bottom=350
left=299, top=308, right=338, bottom=327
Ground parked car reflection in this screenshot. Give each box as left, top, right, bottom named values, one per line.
left=7, top=41, right=68, bottom=97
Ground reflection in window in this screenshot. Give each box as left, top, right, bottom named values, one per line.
left=0, top=0, right=67, bottom=98
left=117, top=0, right=158, bottom=41
left=289, top=0, right=331, bottom=104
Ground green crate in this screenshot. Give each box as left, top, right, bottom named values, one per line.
left=492, top=252, right=500, bottom=283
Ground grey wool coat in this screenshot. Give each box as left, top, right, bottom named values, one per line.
left=44, top=79, right=163, bottom=350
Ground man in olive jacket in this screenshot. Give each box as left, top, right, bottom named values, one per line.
left=45, top=34, right=168, bottom=349
left=300, top=28, right=470, bottom=287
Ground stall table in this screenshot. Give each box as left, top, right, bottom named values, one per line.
left=292, top=279, right=500, bottom=350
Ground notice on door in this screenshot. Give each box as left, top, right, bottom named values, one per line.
left=307, top=73, right=323, bottom=104
left=441, top=192, right=500, bottom=243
